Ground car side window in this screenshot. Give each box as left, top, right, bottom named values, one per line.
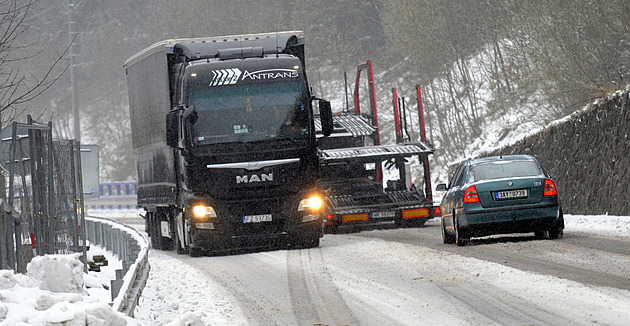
left=448, top=164, right=464, bottom=188
left=453, top=165, right=466, bottom=187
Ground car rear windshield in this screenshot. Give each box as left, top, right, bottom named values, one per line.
left=471, top=160, right=542, bottom=181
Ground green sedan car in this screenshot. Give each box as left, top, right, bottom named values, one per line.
left=436, top=155, right=564, bottom=246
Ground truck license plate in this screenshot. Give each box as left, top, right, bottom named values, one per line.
left=372, top=211, right=395, bottom=219
left=495, top=189, right=527, bottom=200
left=243, top=214, right=273, bottom=223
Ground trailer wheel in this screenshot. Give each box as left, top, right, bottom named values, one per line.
left=147, top=212, right=159, bottom=249
left=323, top=222, right=339, bottom=234
left=395, top=219, right=427, bottom=228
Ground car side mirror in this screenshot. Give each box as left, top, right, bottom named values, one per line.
left=436, top=183, right=447, bottom=191
left=319, top=100, right=333, bottom=137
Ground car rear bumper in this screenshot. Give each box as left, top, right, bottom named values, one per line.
left=460, top=204, right=561, bottom=237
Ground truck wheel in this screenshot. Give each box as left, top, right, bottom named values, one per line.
left=189, top=247, right=204, bottom=257
left=324, top=222, right=339, bottom=234
left=396, top=219, right=427, bottom=228
left=157, top=208, right=174, bottom=251
left=147, top=212, right=161, bottom=249
left=174, top=212, right=187, bottom=255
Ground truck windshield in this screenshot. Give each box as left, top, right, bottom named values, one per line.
left=188, top=82, right=310, bottom=145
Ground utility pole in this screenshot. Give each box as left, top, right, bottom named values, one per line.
left=67, top=1, right=80, bottom=141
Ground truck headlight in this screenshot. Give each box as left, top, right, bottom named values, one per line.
left=297, top=195, right=323, bottom=211
left=192, top=205, right=217, bottom=218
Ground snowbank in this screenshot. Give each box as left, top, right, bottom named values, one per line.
left=1, top=214, right=627, bottom=325
left=0, top=254, right=134, bottom=325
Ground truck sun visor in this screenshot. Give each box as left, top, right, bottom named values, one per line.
left=218, top=47, right=264, bottom=60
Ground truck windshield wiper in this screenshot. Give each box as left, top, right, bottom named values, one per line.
left=273, top=136, right=298, bottom=144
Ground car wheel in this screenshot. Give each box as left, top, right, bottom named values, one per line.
left=454, top=213, right=469, bottom=246
left=548, top=208, right=565, bottom=240
left=534, top=230, right=547, bottom=239
left=442, top=217, right=455, bottom=244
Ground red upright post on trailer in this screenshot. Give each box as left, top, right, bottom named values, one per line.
left=365, top=61, right=380, bottom=145
left=416, top=84, right=432, bottom=204
left=391, top=88, right=403, bottom=143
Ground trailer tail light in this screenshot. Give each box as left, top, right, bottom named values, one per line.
left=402, top=208, right=429, bottom=219
left=433, top=206, right=441, bottom=217
left=543, top=179, right=557, bottom=196
left=324, top=214, right=337, bottom=224
left=342, top=213, right=369, bottom=223
left=463, top=185, right=479, bottom=203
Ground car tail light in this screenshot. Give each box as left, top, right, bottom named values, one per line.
left=543, top=179, right=557, bottom=196
left=463, top=185, right=479, bottom=203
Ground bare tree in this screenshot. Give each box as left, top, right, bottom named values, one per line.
left=0, top=0, right=70, bottom=126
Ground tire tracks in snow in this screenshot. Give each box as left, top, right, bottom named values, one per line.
left=287, top=247, right=360, bottom=325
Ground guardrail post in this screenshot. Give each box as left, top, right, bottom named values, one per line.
left=84, top=216, right=149, bottom=316
left=111, top=268, right=124, bottom=301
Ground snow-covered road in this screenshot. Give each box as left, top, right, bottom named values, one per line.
left=128, top=214, right=630, bottom=325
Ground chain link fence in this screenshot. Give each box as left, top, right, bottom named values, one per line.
left=0, top=116, right=86, bottom=273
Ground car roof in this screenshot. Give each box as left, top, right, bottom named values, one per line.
left=468, top=154, right=538, bottom=166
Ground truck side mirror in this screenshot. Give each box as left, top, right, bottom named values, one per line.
left=319, top=100, right=333, bottom=137
left=166, top=110, right=180, bottom=148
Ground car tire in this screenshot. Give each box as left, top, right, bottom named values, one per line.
left=534, top=230, right=547, bottom=239
left=454, top=213, right=469, bottom=246
left=548, top=208, right=565, bottom=240
left=442, top=217, right=455, bottom=244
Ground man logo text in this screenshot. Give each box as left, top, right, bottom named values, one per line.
left=236, top=173, right=273, bottom=183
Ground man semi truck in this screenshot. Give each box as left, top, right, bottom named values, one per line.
left=124, top=31, right=333, bottom=256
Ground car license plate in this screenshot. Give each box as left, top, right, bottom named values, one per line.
left=243, top=214, right=273, bottom=223
left=495, top=189, right=527, bottom=200
left=372, top=211, right=395, bottom=219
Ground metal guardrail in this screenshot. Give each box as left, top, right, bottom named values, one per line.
left=85, top=216, right=149, bottom=317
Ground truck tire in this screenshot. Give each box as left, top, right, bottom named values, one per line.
left=147, top=212, right=160, bottom=249
left=149, top=209, right=174, bottom=251
left=171, top=210, right=187, bottom=254
left=395, top=219, right=427, bottom=228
